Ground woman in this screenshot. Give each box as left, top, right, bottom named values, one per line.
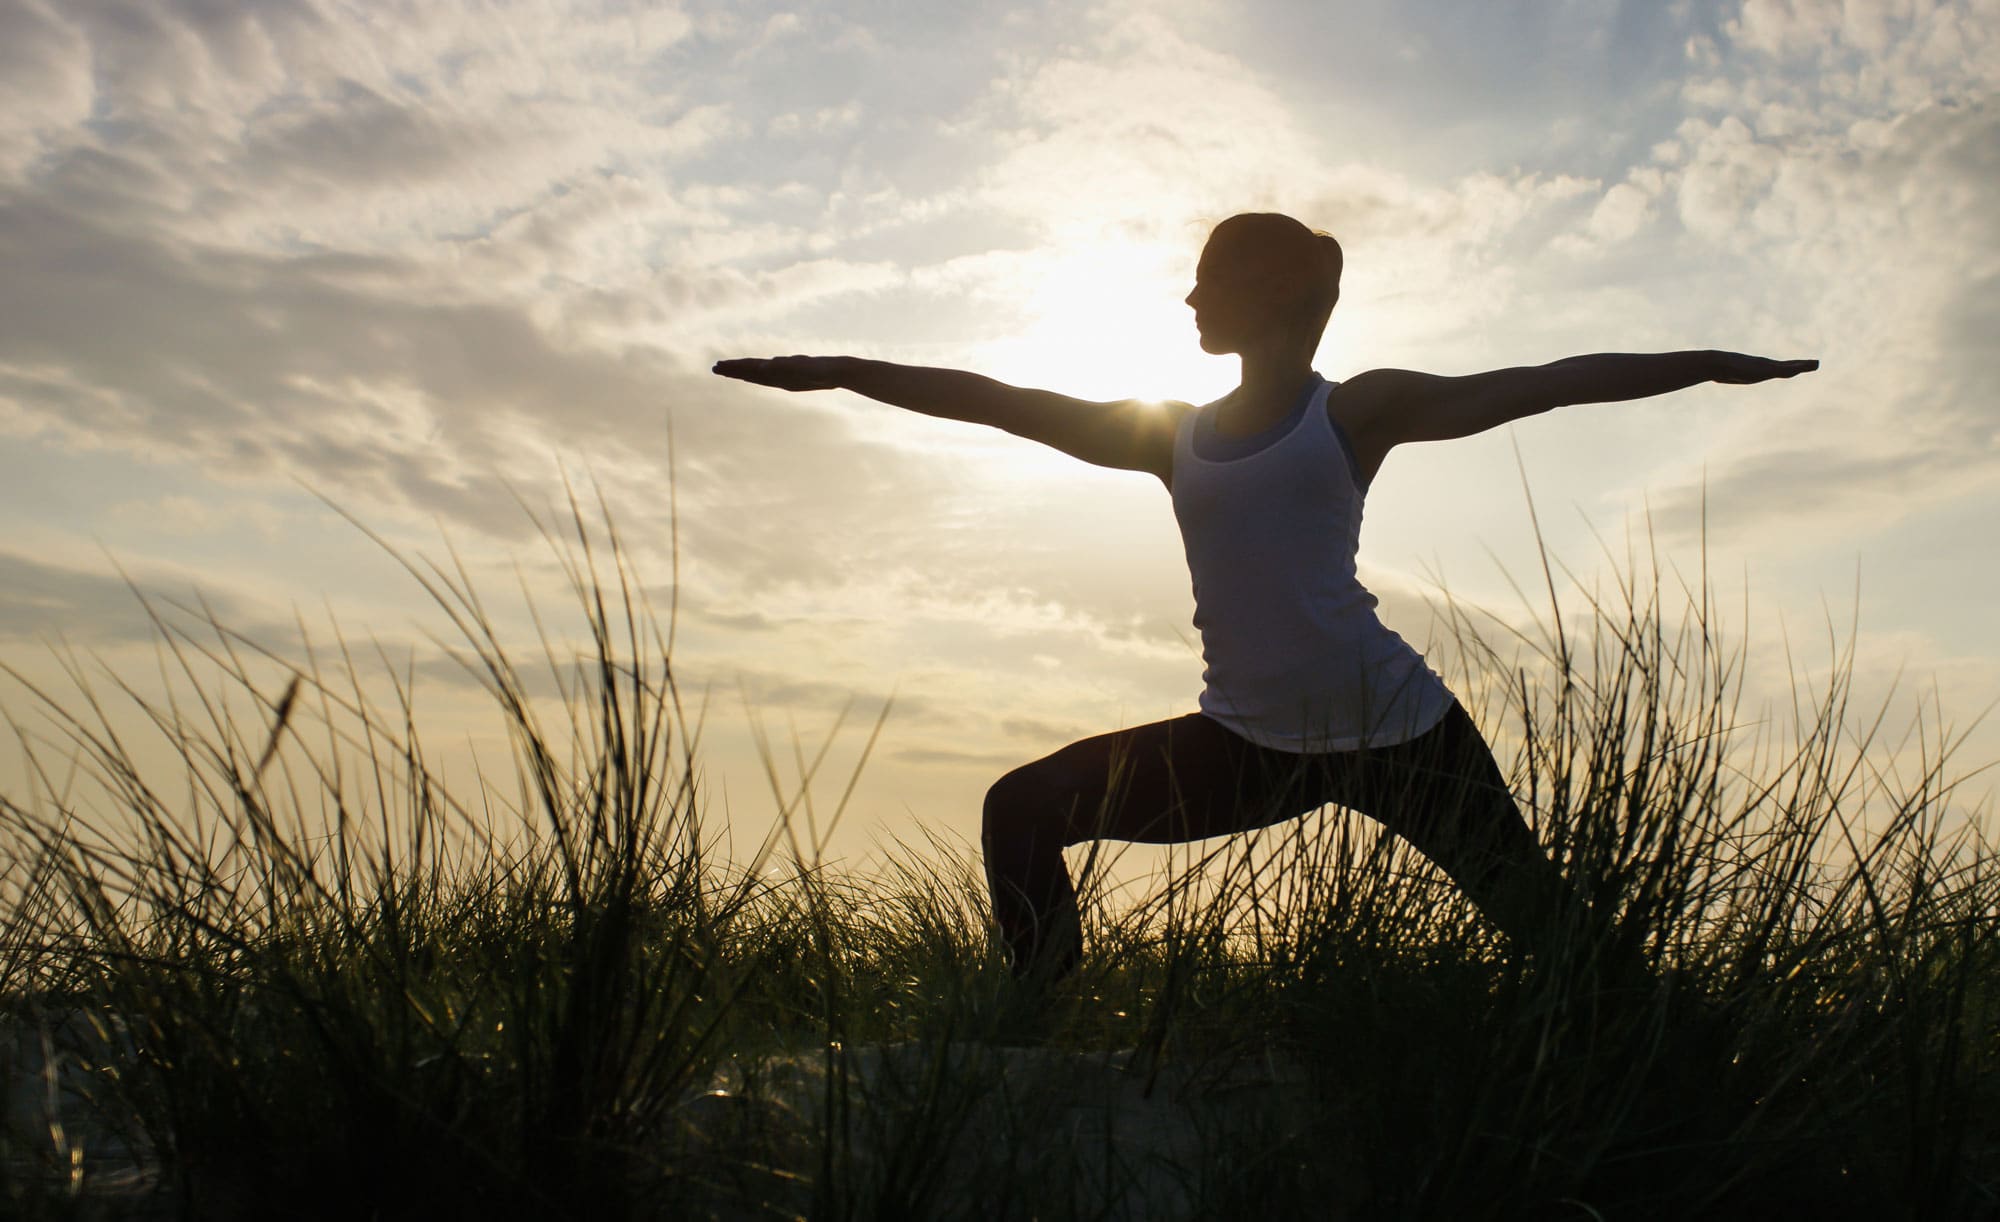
left=714, top=212, right=1817, bottom=981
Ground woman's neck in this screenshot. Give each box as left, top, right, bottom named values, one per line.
left=1218, top=348, right=1317, bottom=434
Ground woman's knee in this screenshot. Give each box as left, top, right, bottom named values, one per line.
left=982, top=763, right=1073, bottom=854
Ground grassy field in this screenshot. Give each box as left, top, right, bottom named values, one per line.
left=0, top=503, right=1995, bottom=1220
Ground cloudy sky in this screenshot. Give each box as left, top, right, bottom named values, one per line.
left=2, top=0, right=1995, bottom=864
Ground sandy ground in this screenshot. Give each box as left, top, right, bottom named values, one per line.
left=4, top=1011, right=1344, bottom=1219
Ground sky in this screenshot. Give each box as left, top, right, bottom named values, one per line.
left=1, top=0, right=1995, bottom=868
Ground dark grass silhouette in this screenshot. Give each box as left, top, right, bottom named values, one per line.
left=0, top=496, right=1994, bottom=1220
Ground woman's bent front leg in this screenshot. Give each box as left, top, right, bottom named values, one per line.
left=980, top=713, right=1296, bottom=980
left=980, top=765, right=1087, bottom=981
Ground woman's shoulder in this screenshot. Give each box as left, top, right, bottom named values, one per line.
left=1162, top=398, right=1204, bottom=429
left=1324, top=376, right=1395, bottom=489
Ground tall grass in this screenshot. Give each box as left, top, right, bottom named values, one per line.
left=0, top=498, right=1994, bottom=1220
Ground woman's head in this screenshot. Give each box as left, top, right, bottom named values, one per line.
left=1185, top=212, right=1343, bottom=356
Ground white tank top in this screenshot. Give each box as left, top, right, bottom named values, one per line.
left=1170, top=374, right=1454, bottom=752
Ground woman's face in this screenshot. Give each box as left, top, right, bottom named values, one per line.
left=1183, top=236, right=1295, bottom=355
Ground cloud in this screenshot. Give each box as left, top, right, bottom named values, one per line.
left=1723, top=0, right=1965, bottom=65
left=0, top=165, right=951, bottom=604
left=975, top=8, right=1322, bottom=229
left=1469, top=1, right=1993, bottom=557
left=0, top=1, right=93, bottom=176
left=1586, top=181, right=1657, bottom=243
left=892, top=744, right=1025, bottom=769
left=0, top=548, right=281, bottom=649
left=999, top=714, right=1091, bottom=744
left=0, top=0, right=1031, bottom=639
left=0, top=192, right=665, bottom=509
left=1647, top=443, right=1989, bottom=544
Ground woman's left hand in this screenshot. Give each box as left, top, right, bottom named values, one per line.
left=712, top=355, right=851, bottom=392
left=1710, top=352, right=1820, bottom=384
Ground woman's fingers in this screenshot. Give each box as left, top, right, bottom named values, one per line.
left=712, top=357, right=788, bottom=384
left=711, top=356, right=842, bottom=391
left=1714, top=353, right=1820, bottom=384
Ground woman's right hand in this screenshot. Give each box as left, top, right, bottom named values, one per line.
left=711, top=355, right=851, bottom=392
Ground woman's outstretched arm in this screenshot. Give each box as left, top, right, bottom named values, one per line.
left=1340, top=350, right=1819, bottom=456
left=712, top=356, right=1183, bottom=482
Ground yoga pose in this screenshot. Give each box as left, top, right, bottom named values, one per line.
left=714, top=212, right=1816, bottom=981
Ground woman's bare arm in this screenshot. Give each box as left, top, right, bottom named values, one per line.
left=1338, top=350, right=1818, bottom=460
left=713, top=356, right=1183, bottom=483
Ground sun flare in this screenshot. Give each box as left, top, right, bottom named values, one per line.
left=970, top=236, right=1236, bottom=409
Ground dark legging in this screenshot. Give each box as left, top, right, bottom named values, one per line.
left=981, top=699, right=1569, bottom=979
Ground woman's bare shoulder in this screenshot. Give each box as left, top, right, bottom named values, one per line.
left=1326, top=372, right=1423, bottom=487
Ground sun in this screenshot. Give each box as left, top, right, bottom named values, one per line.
left=968, top=235, right=1237, bottom=409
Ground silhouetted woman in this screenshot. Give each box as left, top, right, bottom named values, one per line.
left=715, top=212, right=1816, bottom=981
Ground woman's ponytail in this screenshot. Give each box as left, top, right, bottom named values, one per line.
left=1313, top=231, right=1343, bottom=312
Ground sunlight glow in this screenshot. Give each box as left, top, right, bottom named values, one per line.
left=970, top=234, right=1237, bottom=409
